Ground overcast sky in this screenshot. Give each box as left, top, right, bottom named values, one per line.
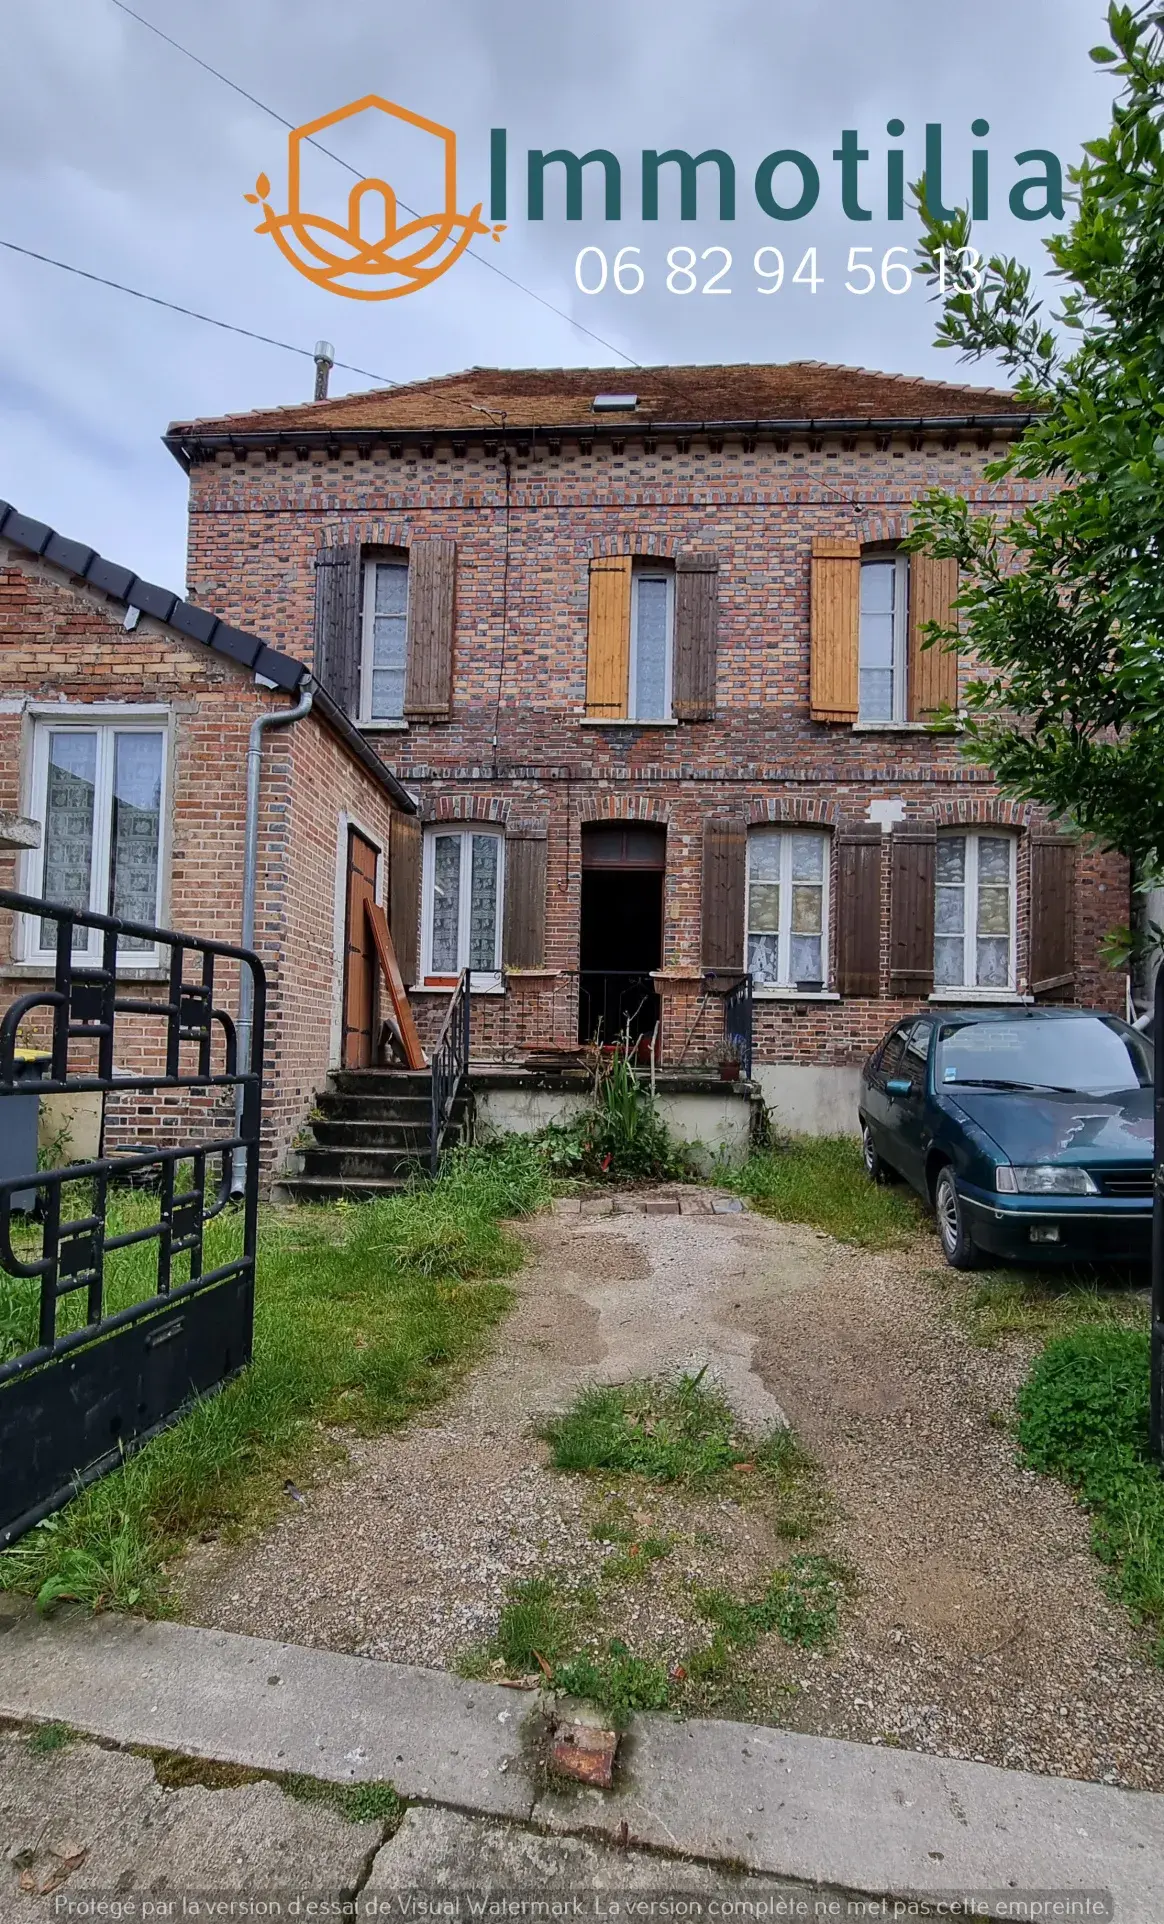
left=0, top=0, right=1117, bottom=592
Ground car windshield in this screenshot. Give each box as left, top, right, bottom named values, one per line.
left=936, top=1017, right=1152, bottom=1096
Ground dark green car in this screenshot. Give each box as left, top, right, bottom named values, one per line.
left=858, top=1007, right=1155, bottom=1269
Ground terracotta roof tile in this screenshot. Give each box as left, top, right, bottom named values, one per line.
left=169, top=361, right=1026, bottom=440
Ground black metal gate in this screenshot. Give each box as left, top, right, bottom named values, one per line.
left=0, top=890, right=265, bottom=1549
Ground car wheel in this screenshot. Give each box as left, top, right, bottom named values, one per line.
left=861, top=1122, right=892, bottom=1184
left=934, top=1165, right=978, bottom=1270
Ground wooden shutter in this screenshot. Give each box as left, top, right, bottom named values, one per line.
left=585, top=555, right=632, bottom=717
left=908, top=551, right=959, bottom=720
left=1030, top=832, right=1077, bottom=996
left=404, top=539, right=457, bottom=717
left=388, top=811, right=422, bottom=987
left=673, top=551, right=718, bottom=720
left=313, top=545, right=362, bottom=716
left=701, top=817, right=746, bottom=970
left=836, top=826, right=883, bottom=997
left=889, top=824, right=937, bottom=995
left=810, top=537, right=861, bottom=723
left=503, top=835, right=548, bottom=969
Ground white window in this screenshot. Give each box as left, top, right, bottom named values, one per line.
left=361, top=556, right=409, bottom=722
left=859, top=553, right=909, bottom=723
left=422, top=827, right=504, bottom=986
left=629, top=568, right=673, bottom=722
left=26, top=717, right=167, bottom=963
left=934, top=832, right=1016, bottom=991
left=745, top=828, right=830, bottom=990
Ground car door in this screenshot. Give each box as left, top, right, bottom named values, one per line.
left=865, top=1022, right=913, bottom=1171
left=893, top=1018, right=935, bottom=1195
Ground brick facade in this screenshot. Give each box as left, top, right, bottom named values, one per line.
left=173, top=364, right=1128, bottom=1087
left=0, top=541, right=404, bottom=1176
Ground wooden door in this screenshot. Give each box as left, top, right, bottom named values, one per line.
left=342, top=829, right=379, bottom=1068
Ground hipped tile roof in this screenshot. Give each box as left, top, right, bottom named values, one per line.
left=169, top=360, right=1028, bottom=441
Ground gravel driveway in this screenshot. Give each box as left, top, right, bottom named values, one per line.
left=177, top=1191, right=1164, bottom=1791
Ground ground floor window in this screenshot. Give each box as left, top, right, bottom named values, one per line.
left=422, top=826, right=504, bottom=985
left=28, top=718, right=166, bottom=962
left=934, top=831, right=1015, bottom=990
left=745, top=827, right=829, bottom=989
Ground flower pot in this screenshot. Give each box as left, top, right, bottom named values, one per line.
left=719, top=1061, right=741, bottom=1082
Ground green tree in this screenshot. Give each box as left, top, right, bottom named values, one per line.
left=907, top=3, right=1164, bottom=915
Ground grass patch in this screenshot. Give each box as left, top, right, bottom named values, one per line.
left=554, top=1642, right=671, bottom=1725
left=542, top=1369, right=783, bottom=1483
left=695, top=1553, right=850, bottom=1660
left=0, top=1137, right=549, bottom=1615
left=724, top=1137, right=924, bottom=1249
left=26, top=1721, right=74, bottom=1755
left=1017, top=1327, right=1164, bottom=1649
left=941, top=1267, right=1148, bottom=1349
left=281, top=1774, right=404, bottom=1828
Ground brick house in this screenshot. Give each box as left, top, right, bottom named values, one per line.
left=0, top=501, right=417, bottom=1175
left=163, top=360, right=1124, bottom=1139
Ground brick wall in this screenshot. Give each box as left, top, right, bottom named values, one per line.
left=181, top=424, right=1129, bottom=1067
left=0, top=545, right=401, bottom=1176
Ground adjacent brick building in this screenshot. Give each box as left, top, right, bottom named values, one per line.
left=0, top=503, right=416, bottom=1175
left=165, top=361, right=1125, bottom=1132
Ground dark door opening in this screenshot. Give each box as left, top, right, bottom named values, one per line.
left=579, top=824, right=665, bottom=1050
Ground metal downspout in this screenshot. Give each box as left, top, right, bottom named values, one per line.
left=230, top=686, right=315, bottom=1197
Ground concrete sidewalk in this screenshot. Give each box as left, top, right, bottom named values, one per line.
left=1, top=1599, right=1161, bottom=1914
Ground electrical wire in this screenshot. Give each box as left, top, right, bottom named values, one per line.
left=0, top=238, right=395, bottom=383
left=106, top=0, right=640, bottom=369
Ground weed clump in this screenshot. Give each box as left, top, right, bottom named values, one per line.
left=542, top=1369, right=779, bottom=1484
left=538, top=1044, right=691, bottom=1184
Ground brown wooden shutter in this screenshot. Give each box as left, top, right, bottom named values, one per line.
left=889, top=824, right=937, bottom=995
left=388, top=811, right=422, bottom=987
left=836, top=826, right=883, bottom=997
left=404, top=539, right=457, bottom=717
left=673, top=551, right=718, bottom=720
left=908, top=551, right=959, bottom=720
left=503, top=835, right=548, bottom=969
left=585, top=555, right=632, bottom=717
left=313, top=545, right=362, bottom=716
left=1030, top=832, right=1077, bottom=996
left=701, top=817, right=746, bottom=970
left=810, top=537, right=861, bottom=723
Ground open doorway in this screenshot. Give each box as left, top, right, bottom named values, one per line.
left=579, top=823, right=665, bottom=1052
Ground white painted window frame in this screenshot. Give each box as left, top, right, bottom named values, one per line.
left=420, top=825, right=505, bottom=991
left=359, top=554, right=410, bottom=726
left=628, top=567, right=675, bottom=723
left=858, top=552, right=910, bottom=725
left=744, top=826, right=831, bottom=991
left=21, top=706, right=171, bottom=969
left=935, top=829, right=1018, bottom=994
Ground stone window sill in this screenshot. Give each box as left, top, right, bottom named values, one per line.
left=852, top=719, right=963, bottom=735
left=753, top=988, right=841, bottom=1002
left=928, top=990, right=1032, bottom=1005
left=578, top=717, right=680, bottom=729
left=357, top=719, right=409, bottom=732
left=1, top=963, right=168, bottom=983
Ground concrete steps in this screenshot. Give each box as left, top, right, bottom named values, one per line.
left=278, top=1068, right=471, bottom=1203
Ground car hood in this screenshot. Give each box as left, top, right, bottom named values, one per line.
left=944, top=1086, right=1153, bottom=1165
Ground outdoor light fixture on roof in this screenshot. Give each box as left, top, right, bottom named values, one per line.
left=592, top=393, right=638, bottom=412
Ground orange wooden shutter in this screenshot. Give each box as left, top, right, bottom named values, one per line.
left=810, top=538, right=861, bottom=723
left=908, top=552, right=959, bottom=720
left=585, top=555, right=632, bottom=717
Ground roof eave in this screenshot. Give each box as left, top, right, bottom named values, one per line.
left=165, top=410, right=1037, bottom=465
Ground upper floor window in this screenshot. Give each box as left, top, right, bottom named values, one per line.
left=26, top=716, right=166, bottom=964
left=361, top=556, right=409, bottom=722
left=629, top=567, right=674, bottom=722
left=934, top=831, right=1015, bottom=991
left=859, top=553, right=909, bottom=723
left=421, top=826, right=504, bottom=987
left=746, top=827, right=829, bottom=990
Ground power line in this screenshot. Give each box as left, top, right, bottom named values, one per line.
left=106, top=0, right=641, bottom=370
left=0, top=239, right=394, bottom=383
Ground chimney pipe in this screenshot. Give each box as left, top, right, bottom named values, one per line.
left=313, top=340, right=335, bottom=401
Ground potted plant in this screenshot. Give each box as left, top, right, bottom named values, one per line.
left=718, top=1038, right=742, bottom=1083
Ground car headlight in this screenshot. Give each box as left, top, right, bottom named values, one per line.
left=995, top=1165, right=1098, bottom=1196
